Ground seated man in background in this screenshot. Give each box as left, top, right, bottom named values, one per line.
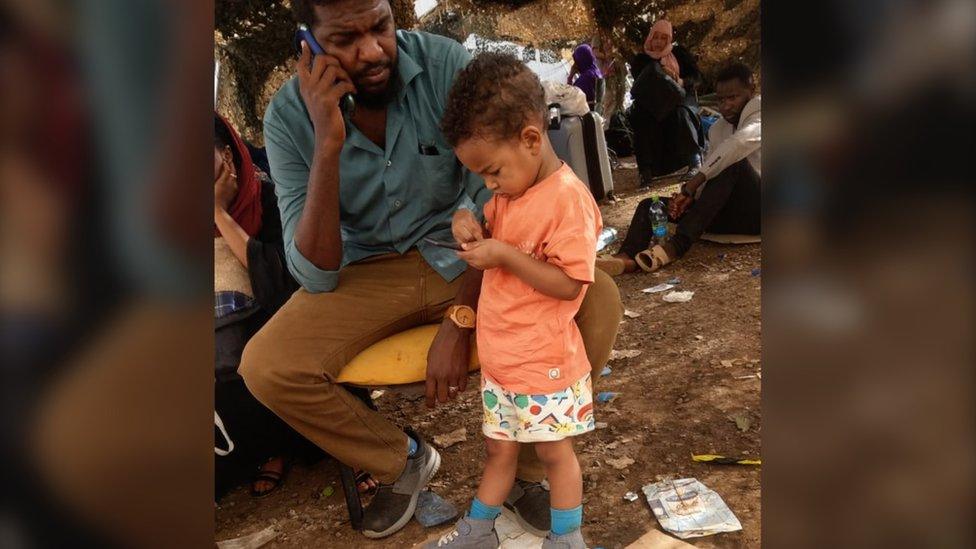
left=599, top=62, right=760, bottom=275
left=239, top=0, right=623, bottom=539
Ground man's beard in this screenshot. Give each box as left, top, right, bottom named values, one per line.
left=353, top=63, right=401, bottom=109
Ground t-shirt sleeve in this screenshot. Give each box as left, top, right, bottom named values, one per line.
left=542, top=186, right=601, bottom=284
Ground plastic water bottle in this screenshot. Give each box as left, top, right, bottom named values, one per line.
left=596, top=227, right=618, bottom=252
left=649, top=195, right=668, bottom=243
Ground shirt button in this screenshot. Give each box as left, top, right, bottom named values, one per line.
left=386, top=160, right=392, bottom=167
left=393, top=200, right=402, bottom=208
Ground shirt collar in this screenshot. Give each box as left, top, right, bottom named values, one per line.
left=395, top=42, right=423, bottom=101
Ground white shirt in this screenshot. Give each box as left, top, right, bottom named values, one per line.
left=700, top=95, right=761, bottom=181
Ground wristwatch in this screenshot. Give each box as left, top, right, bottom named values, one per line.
left=445, top=305, right=476, bottom=329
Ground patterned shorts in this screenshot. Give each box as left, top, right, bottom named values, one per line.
left=481, top=373, right=595, bottom=443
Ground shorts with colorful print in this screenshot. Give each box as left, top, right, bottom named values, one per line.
left=481, top=373, right=595, bottom=442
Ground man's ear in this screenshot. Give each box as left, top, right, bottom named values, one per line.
left=520, top=125, right=543, bottom=155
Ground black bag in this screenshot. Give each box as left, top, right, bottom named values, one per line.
left=605, top=111, right=634, bottom=158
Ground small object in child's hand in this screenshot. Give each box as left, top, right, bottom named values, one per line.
left=422, top=236, right=463, bottom=251
left=624, top=491, right=640, bottom=502
left=597, top=391, right=619, bottom=403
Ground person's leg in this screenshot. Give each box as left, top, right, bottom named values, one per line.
left=475, top=439, right=521, bottom=508
left=239, top=250, right=457, bottom=537
left=669, top=160, right=760, bottom=258
left=616, top=197, right=656, bottom=259
left=534, top=439, right=583, bottom=534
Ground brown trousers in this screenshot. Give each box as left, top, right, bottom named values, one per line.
left=239, top=250, right=622, bottom=484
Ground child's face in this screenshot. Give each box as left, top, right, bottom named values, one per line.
left=454, top=124, right=544, bottom=200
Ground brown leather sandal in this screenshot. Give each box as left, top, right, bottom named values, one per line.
left=635, top=245, right=673, bottom=273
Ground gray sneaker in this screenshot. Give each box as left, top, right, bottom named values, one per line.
left=423, top=515, right=499, bottom=549
left=362, top=429, right=441, bottom=539
left=501, top=479, right=551, bottom=536
left=542, top=529, right=587, bottom=549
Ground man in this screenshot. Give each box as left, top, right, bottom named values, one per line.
left=238, top=0, right=622, bottom=539
left=597, top=62, right=760, bottom=275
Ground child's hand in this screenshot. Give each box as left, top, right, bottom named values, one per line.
left=452, top=209, right=485, bottom=244
left=457, top=239, right=510, bottom=270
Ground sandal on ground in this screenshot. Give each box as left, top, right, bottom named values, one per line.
left=635, top=245, right=673, bottom=273
left=250, top=459, right=290, bottom=498
left=596, top=255, right=627, bottom=277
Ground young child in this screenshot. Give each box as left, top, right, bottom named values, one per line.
left=426, top=53, right=602, bottom=549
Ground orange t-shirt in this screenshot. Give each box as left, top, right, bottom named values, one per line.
left=477, top=163, right=603, bottom=394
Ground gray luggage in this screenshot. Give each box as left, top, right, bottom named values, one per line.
left=548, top=111, right=615, bottom=201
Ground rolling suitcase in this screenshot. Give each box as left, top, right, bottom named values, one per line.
left=548, top=111, right=615, bottom=201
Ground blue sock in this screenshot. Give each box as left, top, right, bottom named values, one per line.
left=468, top=497, right=501, bottom=521
left=551, top=505, right=582, bottom=535
left=406, top=434, right=418, bottom=457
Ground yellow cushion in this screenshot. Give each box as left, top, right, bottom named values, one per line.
left=336, top=324, right=480, bottom=386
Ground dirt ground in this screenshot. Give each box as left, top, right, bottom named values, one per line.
left=215, top=161, right=762, bottom=548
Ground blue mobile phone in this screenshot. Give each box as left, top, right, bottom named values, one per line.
left=295, top=24, right=355, bottom=115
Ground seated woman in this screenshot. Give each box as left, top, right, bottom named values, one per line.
left=567, top=43, right=603, bottom=106
left=213, top=114, right=377, bottom=499
left=628, top=19, right=704, bottom=187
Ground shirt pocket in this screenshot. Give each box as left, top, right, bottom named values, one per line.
left=417, top=144, right=462, bottom=208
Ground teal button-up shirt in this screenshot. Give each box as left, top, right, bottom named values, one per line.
left=262, top=30, right=488, bottom=293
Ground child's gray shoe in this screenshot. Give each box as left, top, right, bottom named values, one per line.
left=423, top=515, right=499, bottom=548
left=542, top=529, right=587, bottom=549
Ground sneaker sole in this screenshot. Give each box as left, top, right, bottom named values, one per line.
left=362, top=447, right=442, bottom=539
left=500, top=505, right=549, bottom=538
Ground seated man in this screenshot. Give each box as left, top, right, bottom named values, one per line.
left=599, top=62, right=760, bottom=275
left=238, top=0, right=623, bottom=539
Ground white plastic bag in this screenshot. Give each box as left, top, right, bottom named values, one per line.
left=541, top=81, right=589, bottom=116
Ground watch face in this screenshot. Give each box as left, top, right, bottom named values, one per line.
left=455, top=307, right=475, bottom=326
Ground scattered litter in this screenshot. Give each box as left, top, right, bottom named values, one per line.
left=692, top=454, right=761, bottom=466
left=663, top=290, right=694, bottom=303
left=610, top=349, right=642, bottom=360
left=595, top=422, right=609, bottom=429
left=618, top=161, right=637, bottom=169
left=734, top=374, right=758, bottom=380
left=597, top=392, right=620, bottom=403
left=370, top=389, right=386, bottom=400
left=730, top=413, right=751, bottom=432
left=694, top=335, right=704, bottom=341
left=433, top=427, right=468, bottom=449
left=623, top=491, right=640, bottom=502
left=320, top=485, right=334, bottom=498
left=600, top=366, right=612, bottom=377
left=623, top=309, right=642, bottom=318
left=750, top=268, right=761, bottom=277
left=414, top=490, right=459, bottom=527
left=720, top=360, right=734, bottom=368
left=642, top=283, right=675, bottom=293
left=606, top=456, right=635, bottom=470
left=642, top=478, right=742, bottom=538
left=217, top=526, right=278, bottom=549
left=667, top=277, right=681, bottom=285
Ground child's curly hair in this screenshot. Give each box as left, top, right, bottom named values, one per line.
left=441, top=52, right=546, bottom=146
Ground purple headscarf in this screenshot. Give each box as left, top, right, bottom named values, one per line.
left=570, top=44, right=603, bottom=102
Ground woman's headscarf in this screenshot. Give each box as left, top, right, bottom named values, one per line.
left=643, top=19, right=682, bottom=85
left=215, top=113, right=262, bottom=238
left=570, top=43, right=603, bottom=102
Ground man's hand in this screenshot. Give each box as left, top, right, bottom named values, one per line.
left=296, top=41, right=356, bottom=149
left=214, top=157, right=238, bottom=212
left=452, top=209, right=485, bottom=244
left=457, top=239, right=511, bottom=270
left=669, top=192, right=693, bottom=220
left=425, top=321, right=471, bottom=408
